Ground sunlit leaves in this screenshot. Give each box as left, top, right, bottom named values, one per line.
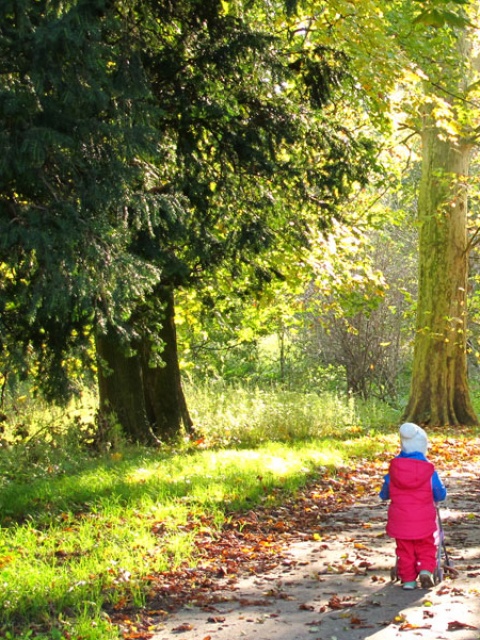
left=413, top=0, right=474, bottom=28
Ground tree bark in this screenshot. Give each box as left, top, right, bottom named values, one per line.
left=96, top=330, right=152, bottom=443
left=403, top=113, right=478, bottom=426
left=140, top=285, right=194, bottom=441
left=96, top=285, right=194, bottom=444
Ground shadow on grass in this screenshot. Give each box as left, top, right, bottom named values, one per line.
left=0, top=440, right=345, bottom=637
left=1, top=426, right=478, bottom=639
left=0, top=431, right=397, bottom=527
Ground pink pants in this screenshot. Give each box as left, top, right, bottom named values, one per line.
left=396, top=535, right=437, bottom=582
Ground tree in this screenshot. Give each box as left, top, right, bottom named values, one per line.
left=10, top=0, right=474, bottom=440
left=293, top=0, right=480, bottom=423
left=0, top=0, right=162, bottom=399
left=302, top=221, right=417, bottom=401
left=403, top=109, right=478, bottom=425
left=94, top=0, right=382, bottom=442
left=169, top=0, right=480, bottom=424
left=393, top=1, right=480, bottom=425
left=0, top=0, right=381, bottom=442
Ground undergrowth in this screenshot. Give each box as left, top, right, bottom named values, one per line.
left=0, top=383, right=472, bottom=640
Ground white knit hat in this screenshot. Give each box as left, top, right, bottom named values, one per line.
left=399, top=422, right=428, bottom=455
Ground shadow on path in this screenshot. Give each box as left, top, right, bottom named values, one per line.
left=152, top=470, right=480, bottom=640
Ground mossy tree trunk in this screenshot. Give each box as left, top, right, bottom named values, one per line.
left=403, top=112, right=478, bottom=426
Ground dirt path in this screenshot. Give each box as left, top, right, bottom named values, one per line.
left=151, top=466, right=480, bottom=640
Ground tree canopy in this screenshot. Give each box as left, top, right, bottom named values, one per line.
left=0, top=0, right=162, bottom=397
left=1, top=0, right=380, bottom=411
left=2, top=0, right=480, bottom=435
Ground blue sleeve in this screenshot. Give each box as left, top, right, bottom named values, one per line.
left=432, top=471, right=447, bottom=502
left=379, top=474, right=390, bottom=500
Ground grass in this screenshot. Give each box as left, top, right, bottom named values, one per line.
left=187, top=382, right=402, bottom=444
left=0, top=383, right=445, bottom=639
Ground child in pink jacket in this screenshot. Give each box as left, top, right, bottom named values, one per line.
left=380, top=422, right=447, bottom=590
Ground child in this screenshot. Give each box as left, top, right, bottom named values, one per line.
left=380, top=422, right=447, bottom=590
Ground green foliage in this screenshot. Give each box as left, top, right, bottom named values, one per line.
left=5, top=0, right=475, bottom=435
left=176, top=195, right=419, bottom=403
left=130, top=0, right=381, bottom=287
left=0, top=0, right=385, bottom=414
left=0, top=384, right=401, bottom=639
left=185, top=382, right=401, bottom=445
left=0, top=0, right=162, bottom=398
left=412, top=0, right=473, bottom=29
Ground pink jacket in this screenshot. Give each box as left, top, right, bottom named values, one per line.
left=386, top=457, right=437, bottom=540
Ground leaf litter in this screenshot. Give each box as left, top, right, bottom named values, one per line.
left=106, top=436, right=480, bottom=640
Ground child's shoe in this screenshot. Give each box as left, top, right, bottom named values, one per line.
left=419, top=570, right=435, bottom=589
left=402, top=581, right=417, bottom=590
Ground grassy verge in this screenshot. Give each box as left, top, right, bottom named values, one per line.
left=0, top=437, right=398, bottom=640
left=1, top=384, right=471, bottom=640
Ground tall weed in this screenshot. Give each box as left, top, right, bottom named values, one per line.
left=186, top=382, right=401, bottom=445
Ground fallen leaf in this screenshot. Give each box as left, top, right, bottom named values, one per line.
left=393, top=614, right=406, bottom=624
left=358, top=560, right=373, bottom=568
left=447, top=621, right=478, bottom=631
left=327, top=594, right=355, bottom=610
left=350, top=615, right=373, bottom=628
left=146, top=609, right=168, bottom=616
left=172, top=623, right=194, bottom=632
left=399, top=622, right=431, bottom=631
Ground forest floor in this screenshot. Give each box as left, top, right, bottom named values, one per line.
left=109, top=440, right=480, bottom=640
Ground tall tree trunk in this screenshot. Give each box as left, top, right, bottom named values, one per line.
left=403, top=113, right=478, bottom=426
left=140, top=285, right=194, bottom=441
left=96, top=330, right=152, bottom=443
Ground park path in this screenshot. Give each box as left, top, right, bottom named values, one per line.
left=149, top=463, right=480, bottom=640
